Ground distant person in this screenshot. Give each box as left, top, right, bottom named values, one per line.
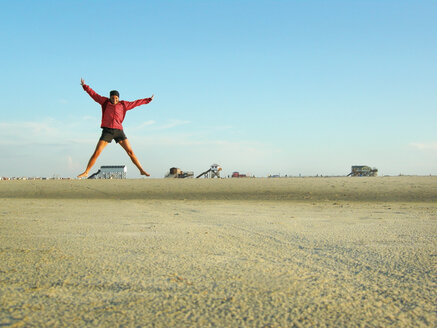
left=77, top=78, right=154, bottom=178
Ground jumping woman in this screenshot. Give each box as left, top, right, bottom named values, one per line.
left=77, top=78, right=154, bottom=178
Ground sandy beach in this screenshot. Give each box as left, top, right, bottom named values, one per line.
left=0, top=176, right=436, bottom=327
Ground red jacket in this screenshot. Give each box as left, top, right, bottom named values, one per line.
left=82, top=83, right=152, bottom=130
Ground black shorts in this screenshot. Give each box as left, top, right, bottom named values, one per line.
left=99, top=128, right=127, bottom=143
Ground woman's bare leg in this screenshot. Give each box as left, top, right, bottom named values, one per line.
left=77, top=140, right=108, bottom=178
left=119, top=139, right=150, bottom=176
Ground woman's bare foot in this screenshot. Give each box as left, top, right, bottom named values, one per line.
left=77, top=171, right=88, bottom=178
left=140, top=170, right=150, bottom=177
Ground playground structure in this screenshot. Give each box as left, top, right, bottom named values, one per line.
left=196, top=164, right=222, bottom=179
left=88, top=165, right=127, bottom=179
left=347, top=165, right=378, bottom=177
left=165, top=167, right=194, bottom=178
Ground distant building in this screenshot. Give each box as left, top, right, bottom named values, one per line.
left=232, top=172, right=249, bottom=178
left=348, top=165, right=378, bottom=177
left=165, top=167, right=194, bottom=178
left=196, top=164, right=222, bottom=178
left=89, top=165, right=127, bottom=179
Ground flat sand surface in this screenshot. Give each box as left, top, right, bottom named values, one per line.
left=1, top=177, right=436, bottom=327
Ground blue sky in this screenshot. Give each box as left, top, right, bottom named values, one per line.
left=1, top=0, right=436, bottom=178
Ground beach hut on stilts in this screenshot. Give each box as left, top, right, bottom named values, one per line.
left=196, top=164, right=222, bottom=178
